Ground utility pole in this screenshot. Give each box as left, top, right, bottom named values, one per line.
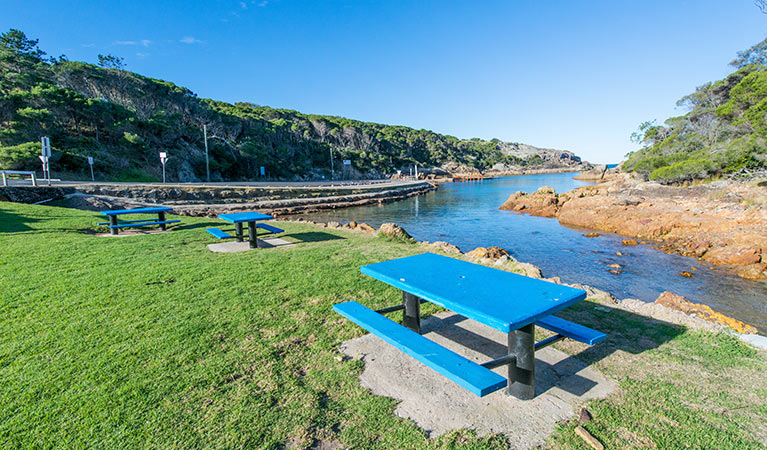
left=203, top=124, right=210, bottom=183
left=329, top=147, right=334, bottom=180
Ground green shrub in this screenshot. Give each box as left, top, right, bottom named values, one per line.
left=115, top=168, right=159, bottom=182
left=0, top=141, right=40, bottom=169
left=649, top=158, right=716, bottom=184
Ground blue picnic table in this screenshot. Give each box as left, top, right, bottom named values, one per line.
left=210, top=212, right=283, bottom=249
left=334, top=253, right=606, bottom=399
left=99, top=206, right=179, bottom=235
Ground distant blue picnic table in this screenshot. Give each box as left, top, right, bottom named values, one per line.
left=208, top=211, right=283, bottom=249
left=334, top=253, right=605, bottom=399
left=99, top=206, right=179, bottom=235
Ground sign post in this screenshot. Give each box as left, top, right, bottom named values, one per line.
left=342, top=159, right=351, bottom=180
left=40, top=136, right=52, bottom=186
left=87, top=156, right=94, bottom=182
left=260, top=166, right=265, bottom=177
left=159, top=152, right=168, bottom=184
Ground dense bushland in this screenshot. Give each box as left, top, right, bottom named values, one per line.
left=625, top=38, right=767, bottom=184
left=0, top=29, right=579, bottom=182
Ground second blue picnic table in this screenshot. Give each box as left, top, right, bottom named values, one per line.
left=217, top=212, right=274, bottom=249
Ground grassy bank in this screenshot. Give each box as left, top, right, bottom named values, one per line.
left=1, top=201, right=766, bottom=449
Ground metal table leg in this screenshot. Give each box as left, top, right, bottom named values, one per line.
left=247, top=221, right=258, bottom=249
left=109, top=215, right=118, bottom=235
left=508, top=323, right=535, bottom=400
left=402, top=291, right=421, bottom=334
left=158, top=211, right=166, bottom=230
left=235, top=223, right=244, bottom=242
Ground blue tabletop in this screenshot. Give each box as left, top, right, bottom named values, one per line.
left=100, top=207, right=172, bottom=216
left=217, top=212, right=273, bottom=223
left=361, top=253, right=587, bottom=332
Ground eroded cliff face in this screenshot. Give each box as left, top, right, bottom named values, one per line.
left=499, top=174, right=767, bottom=280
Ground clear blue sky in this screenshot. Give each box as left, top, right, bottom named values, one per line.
left=2, top=0, right=766, bottom=163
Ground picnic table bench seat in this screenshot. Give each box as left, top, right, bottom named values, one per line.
left=206, top=228, right=234, bottom=239
left=536, top=315, right=606, bottom=346
left=333, top=301, right=507, bottom=397
left=255, top=223, right=284, bottom=234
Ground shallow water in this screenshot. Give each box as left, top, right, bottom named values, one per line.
left=302, top=173, right=767, bottom=333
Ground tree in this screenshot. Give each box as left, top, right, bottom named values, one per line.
left=97, top=54, right=125, bottom=71
left=97, top=54, right=127, bottom=105
left=0, top=28, right=47, bottom=84
left=730, top=37, right=767, bottom=68
left=0, top=29, right=45, bottom=62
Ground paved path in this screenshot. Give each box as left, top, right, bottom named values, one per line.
left=55, top=179, right=422, bottom=190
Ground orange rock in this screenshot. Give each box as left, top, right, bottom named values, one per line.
left=466, top=246, right=509, bottom=260
left=703, top=245, right=761, bottom=265
left=737, top=263, right=767, bottom=280
left=356, top=222, right=376, bottom=232
left=499, top=190, right=560, bottom=217
left=622, top=239, right=638, bottom=246
left=655, top=291, right=758, bottom=334
left=584, top=232, right=600, bottom=238
left=680, top=271, right=693, bottom=278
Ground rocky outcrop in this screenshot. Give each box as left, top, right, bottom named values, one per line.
left=499, top=186, right=561, bottom=217
left=655, top=292, right=758, bottom=334
left=465, top=246, right=510, bottom=260
left=377, top=223, right=413, bottom=241
left=0, top=186, right=76, bottom=203
left=499, top=174, right=767, bottom=278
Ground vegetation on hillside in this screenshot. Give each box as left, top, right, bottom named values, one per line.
left=625, top=38, right=767, bottom=184
left=0, top=29, right=579, bottom=182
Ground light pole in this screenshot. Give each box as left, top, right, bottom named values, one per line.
left=203, top=124, right=210, bottom=183
left=159, top=152, right=168, bottom=184
left=329, top=147, right=334, bottom=180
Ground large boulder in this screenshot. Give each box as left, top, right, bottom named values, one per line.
left=428, top=241, right=462, bottom=254
left=702, top=245, right=761, bottom=265
left=655, top=291, right=758, bottom=334
left=466, top=246, right=510, bottom=260
left=377, top=223, right=413, bottom=241
left=737, top=263, right=767, bottom=280
left=499, top=187, right=561, bottom=217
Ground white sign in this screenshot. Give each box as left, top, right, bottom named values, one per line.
left=343, top=159, right=351, bottom=165
left=159, top=152, right=167, bottom=161
left=87, top=156, right=94, bottom=165
left=41, top=136, right=51, bottom=157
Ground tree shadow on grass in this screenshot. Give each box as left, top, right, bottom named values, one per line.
left=282, top=232, right=345, bottom=243
left=0, top=208, right=46, bottom=233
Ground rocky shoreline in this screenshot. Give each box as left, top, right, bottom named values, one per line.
left=0, top=181, right=436, bottom=217
left=277, top=218, right=763, bottom=340
left=499, top=174, right=767, bottom=281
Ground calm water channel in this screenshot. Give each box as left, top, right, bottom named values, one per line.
left=302, top=172, right=767, bottom=333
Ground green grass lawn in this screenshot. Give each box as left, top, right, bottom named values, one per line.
left=1, top=201, right=766, bottom=449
